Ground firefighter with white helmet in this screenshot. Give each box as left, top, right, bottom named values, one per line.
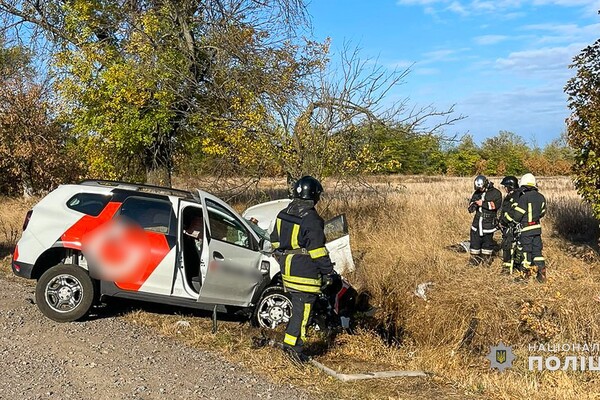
left=468, top=175, right=503, bottom=265
left=508, top=173, right=547, bottom=282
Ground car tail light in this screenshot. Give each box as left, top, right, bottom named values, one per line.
left=22, top=210, right=33, bottom=231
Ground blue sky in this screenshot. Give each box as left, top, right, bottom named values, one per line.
left=306, top=0, right=600, bottom=146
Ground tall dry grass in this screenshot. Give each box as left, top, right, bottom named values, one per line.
left=229, top=175, right=600, bottom=398
left=321, top=175, right=600, bottom=398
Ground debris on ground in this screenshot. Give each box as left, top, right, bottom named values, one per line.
left=414, top=282, right=434, bottom=301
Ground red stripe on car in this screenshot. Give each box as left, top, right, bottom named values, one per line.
left=115, top=232, right=171, bottom=291
left=61, top=202, right=122, bottom=249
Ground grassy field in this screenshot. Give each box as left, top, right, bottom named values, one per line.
left=2, top=176, right=600, bottom=399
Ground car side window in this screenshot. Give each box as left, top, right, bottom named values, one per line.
left=66, top=193, right=111, bottom=217
left=206, top=200, right=251, bottom=248
left=118, top=196, right=175, bottom=235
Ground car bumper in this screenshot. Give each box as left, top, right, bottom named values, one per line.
left=12, top=258, right=34, bottom=279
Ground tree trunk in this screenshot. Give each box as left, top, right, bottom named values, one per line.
left=144, top=128, right=173, bottom=187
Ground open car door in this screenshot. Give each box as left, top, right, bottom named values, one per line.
left=323, top=214, right=355, bottom=274
left=196, top=195, right=264, bottom=307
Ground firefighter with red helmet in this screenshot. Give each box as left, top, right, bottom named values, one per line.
left=270, top=176, right=334, bottom=363
left=508, top=173, right=547, bottom=283
left=498, top=176, right=522, bottom=273
left=468, top=175, right=503, bottom=265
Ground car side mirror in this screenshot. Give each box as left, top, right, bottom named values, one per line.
left=259, top=238, right=272, bottom=253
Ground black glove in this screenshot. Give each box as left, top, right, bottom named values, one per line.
left=468, top=203, right=477, bottom=213
left=321, top=274, right=334, bottom=288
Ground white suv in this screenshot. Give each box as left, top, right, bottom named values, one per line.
left=11, top=180, right=354, bottom=328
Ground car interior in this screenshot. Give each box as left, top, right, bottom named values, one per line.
left=182, top=206, right=204, bottom=292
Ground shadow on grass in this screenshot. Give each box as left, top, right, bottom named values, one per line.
left=86, top=297, right=250, bottom=326
left=0, top=242, right=14, bottom=259
left=550, top=197, right=600, bottom=249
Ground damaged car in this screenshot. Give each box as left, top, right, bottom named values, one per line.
left=11, top=180, right=357, bottom=330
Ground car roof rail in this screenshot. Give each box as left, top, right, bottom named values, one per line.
left=79, top=179, right=199, bottom=200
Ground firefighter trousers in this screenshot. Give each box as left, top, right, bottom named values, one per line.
left=283, top=290, right=317, bottom=354
left=519, top=235, right=545, bottom=271
left=470, top=230, right=494, bottom=255
left=501, top=229, right=513, bottom=264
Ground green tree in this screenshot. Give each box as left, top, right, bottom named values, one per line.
left=565, top=32, right=600, bottom=217
left=0, top=0, right=314, bottom=186
left=445, top=135, right=481, bottom=176
left=369, top=124, right=445, bottom=174
left=479, top=130, right=529, bottom=176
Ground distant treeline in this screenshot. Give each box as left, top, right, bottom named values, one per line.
left=369, top=128, right=573, bottom=177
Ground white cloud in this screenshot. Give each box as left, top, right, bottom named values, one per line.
left=447, top=1, right=469, bottom=15
left=397, top=0, right=600, bottom=16
left=521, top=22, right=600, bottom=43
left=387, top=59, right=416, bottom=70
left=494, top=43, right=584, bottom=77
left=446, top=85, right=569, bottom=142
left=419, top=48, right=470, bottom=64
left=474, top=35, right=509, bottom=45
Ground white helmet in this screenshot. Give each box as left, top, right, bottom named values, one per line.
left=520, top=173, right=536, bottom=187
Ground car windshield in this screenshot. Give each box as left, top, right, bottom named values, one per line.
left=324, top=214, right=348, bottom=242
left=246, top=219, right=269, bottom=241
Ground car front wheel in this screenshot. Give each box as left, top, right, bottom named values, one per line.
left=253, top=286, right=292, bottom=329
left=35, top=264, right=95, bottom=322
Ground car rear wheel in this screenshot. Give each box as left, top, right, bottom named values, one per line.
left=35, top=264, right=95, bottom=322
left=254, top=286, right=292, bottom=329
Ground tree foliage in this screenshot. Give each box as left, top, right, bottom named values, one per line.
left=0, top=1, right=576, bottom=194
left=0, top=0, right=314, bottom=185
left=479, top=130, right=529, bottom=176
left=565, top=30, right=600, bottom=218
left=0, top=38, right=81, bottom=196
left=445, top=135, right=481, bottom=176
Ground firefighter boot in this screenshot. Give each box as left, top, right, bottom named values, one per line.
left=468, top=254, right=484, bottom=266
left=483, top=254, right=493, bottom=266
left=536, top=267, right=547, bottom=284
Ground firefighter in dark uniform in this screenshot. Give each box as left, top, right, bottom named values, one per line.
left=468, top=175, right=503, bottom=265
left=270, top=176, right=334, bottom=363
left=508, top=173, right=547, bottom=283
left=498, top=176, right=522, bottom=273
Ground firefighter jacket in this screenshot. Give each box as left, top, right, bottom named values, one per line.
left=270, top=199, right=334, bottom=294
left=499, top=189, right=522, bottom=227
left=469, top=183, right=503, bottom=236
left=508, top=186, right=546, bottom=237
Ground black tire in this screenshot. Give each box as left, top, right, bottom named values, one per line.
left=35, top=264, right=95, bottom=323
left=253, top=286, right=292, bottom=330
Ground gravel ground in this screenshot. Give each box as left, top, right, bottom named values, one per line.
left=0, top=277, right=309, bottom=400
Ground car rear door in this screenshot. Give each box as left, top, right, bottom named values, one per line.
left=197, top=195, right=264, bottom=307
left=83, top=194, right=178, bottom=295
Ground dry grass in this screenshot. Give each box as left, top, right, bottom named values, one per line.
left=0, top=196, right=38, bottom=279
left=3, top=176, right=600, bottom=399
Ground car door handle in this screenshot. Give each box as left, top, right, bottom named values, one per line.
left=213, top=251, right=224, bottom=261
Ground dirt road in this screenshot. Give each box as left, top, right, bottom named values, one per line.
left=0, top=277, right=309, bottom=400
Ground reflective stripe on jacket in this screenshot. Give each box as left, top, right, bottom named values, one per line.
left=470, top=184, right=503, bottom=235
left=269, top=199, right=333, bottom=293
left=508, top=186, right=546, bottom=236
left=500, top=189, right=522, bottom=226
